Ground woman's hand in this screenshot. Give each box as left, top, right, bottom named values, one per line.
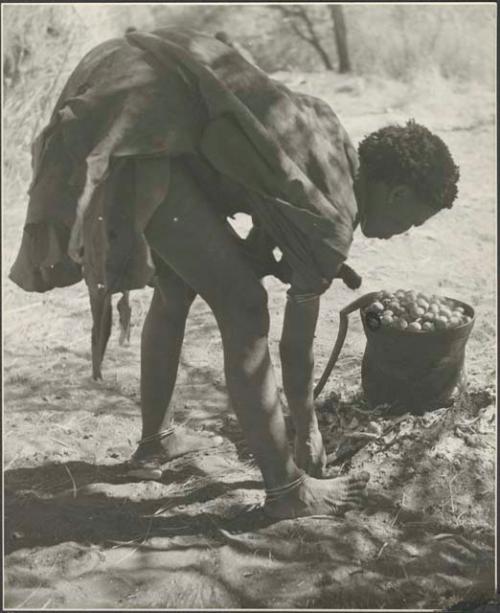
left=294, top=422, right=327, bottom=478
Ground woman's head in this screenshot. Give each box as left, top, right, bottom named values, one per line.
left=356, top=120, right=460, bottom=239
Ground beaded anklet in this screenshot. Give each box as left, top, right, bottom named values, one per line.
left=138, top=426, right=176, bottom=447
left=265, top=472, right=307, bottom=501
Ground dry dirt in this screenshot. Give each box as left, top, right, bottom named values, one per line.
left=3, top=72, right=497, bottom=610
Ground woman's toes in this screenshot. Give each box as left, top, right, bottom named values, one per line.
left=348, top=482, right=368, bottom=495
left=334, top=500, right=357, bottom=513
left=349, top=473, right=370, bottom=487
left=346, top=491, right=366, bottom=502
left=344, top=500, right=360, bottom=509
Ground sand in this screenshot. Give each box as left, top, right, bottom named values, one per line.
left=3, top=72, right=496, bottom=610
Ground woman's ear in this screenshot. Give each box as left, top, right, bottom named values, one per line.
left=389, top=184, right=412, bottom=207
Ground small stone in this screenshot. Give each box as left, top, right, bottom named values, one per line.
left=367, top=421, right=382, bottom=436
left=383, top=431, right=397, bottom=445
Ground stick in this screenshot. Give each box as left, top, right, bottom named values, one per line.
left=64, top=465, right=77, bottom=498
left=14, top=585, right=44, bottom=609
left=4, top=302, right=43, bottom=315
left=326, top=412, right=411, bottom=465
left=432, top=533, right=456, bottom=540
left=343, top=431, right=380, bottom=441
left=13, top=560, right=57, bottom=608
left=391, top=507, right=402, bottom=528
left=448, top=480, right=456, bottom=516
left=49, top=437, right=71, bottom=449
left=376, top=542, right=388, bottom=559
left=115, top=518, right=153, bottom=565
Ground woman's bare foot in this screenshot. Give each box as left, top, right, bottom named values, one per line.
left=263, top=472, right=370, bottom=519
left=294, top=426, right=326, bottom=478
left=128, top=428, right=224, bottom=479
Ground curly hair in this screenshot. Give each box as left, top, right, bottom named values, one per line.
left=357, top=120, right=459, bottom=210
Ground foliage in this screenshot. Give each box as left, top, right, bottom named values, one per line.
left=2, top=4, right=494, bottom=218
left=3, top=4, right=495, bottom=87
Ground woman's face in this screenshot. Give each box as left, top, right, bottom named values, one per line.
left=358, top=174, right=437, bottom=239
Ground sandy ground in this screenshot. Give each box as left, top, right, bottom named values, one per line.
left=3, top=72, right=497, bottom=610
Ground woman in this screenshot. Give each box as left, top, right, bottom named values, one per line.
left=10, top=28, right=459, bottom=519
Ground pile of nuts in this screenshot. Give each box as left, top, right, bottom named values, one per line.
left=363, top=290, right=472, bottom=332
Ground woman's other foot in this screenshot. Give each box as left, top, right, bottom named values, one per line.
left=127, top=428, right=224, bottom=480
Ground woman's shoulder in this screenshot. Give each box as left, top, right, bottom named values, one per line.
left=296, top=94, right=357, bottom=156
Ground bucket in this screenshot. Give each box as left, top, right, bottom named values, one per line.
left=314, top=291, right=475, bottom=414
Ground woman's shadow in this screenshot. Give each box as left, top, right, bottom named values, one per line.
left=4, top=459, right=270, bottom=555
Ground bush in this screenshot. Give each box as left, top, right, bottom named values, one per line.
left=4, top=4, right=495, bottom=88
left=2, top=4, right=495, bottom=213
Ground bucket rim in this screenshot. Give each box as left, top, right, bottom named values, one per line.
left=359, top=292, right=475, bottom=337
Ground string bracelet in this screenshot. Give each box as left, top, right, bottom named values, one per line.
left=287, top=292, right=321, bottom=305
left=138, top=426, right=176, bottom=447
left=265, top=472, right=307, bottom=501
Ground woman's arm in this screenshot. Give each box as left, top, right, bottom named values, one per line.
left=279, top=280, right=325, bottom=475
left=280, top=292, right=319, bottom=426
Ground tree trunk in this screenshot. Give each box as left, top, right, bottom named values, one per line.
left=330, top=5, right=351, bottom=73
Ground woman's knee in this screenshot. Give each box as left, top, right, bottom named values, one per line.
left=159, top=287, right=195, bottom=319
left=145, top=284, right=193, bottom=328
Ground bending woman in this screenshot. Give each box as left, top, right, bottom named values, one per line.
left=9, top=28, right=459, bottom=519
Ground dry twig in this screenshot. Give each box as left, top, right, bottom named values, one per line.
left=4, top=302, right=43, bottom=315
left=270, top=5, right=333, bottom=69
left=376, top=541, right=388, bottom=559
left=448, top=480, right=456, bottom=516
left=114, top=517, right=154, bottom=565
left=64, top=464, right=78, bottom=498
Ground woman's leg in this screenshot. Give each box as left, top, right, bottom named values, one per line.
left=143, top=159, right=369, bottom=516
left=133, top=260, right=223, bottom=466
left=139, top=262, right=196, bottom=443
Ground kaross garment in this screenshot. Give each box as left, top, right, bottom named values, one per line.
left=9, top=28, right=359, bottom=378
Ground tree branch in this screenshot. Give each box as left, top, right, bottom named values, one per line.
left=289, top=20, right=314, bottom=45
left=271, top=5, right=333, bottom=70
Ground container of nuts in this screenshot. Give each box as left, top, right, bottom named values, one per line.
left=360, top=289, right=475, bottom=413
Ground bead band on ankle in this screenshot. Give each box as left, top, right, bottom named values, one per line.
left=138, top=427, right=175, bottom=447
left=265, top=472, right=307, bottom=501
